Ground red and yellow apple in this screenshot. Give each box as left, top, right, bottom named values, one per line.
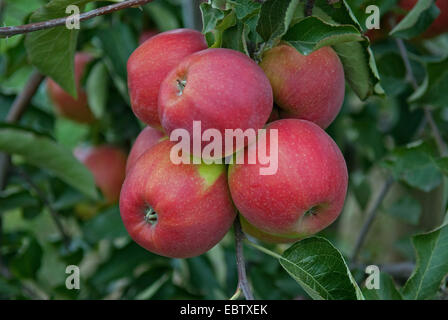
left=47, top=52, right=95, bottom=124
left=158, top=48, right=273, bottom=159
left=260, top=45, right=345, bottom=129
left=74, top=145, right=127, bottom=204
left=119, top=140, right=236, bottom=258
left=126, top=126, right=165, bottom=174
left=127, top=29, right=208, bottom=128
left=228, top=119, right=348, bottom=243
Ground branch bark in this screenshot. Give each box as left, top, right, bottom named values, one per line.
left=351, top=176, right=394, bottom=263
left=0, top=0, right=154, bottom=38
left=233, top=218, right=254, bottom=300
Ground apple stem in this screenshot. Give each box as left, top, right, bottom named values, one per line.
left=233, top=218, right=254, bottom=300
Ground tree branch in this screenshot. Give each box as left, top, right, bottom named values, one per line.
left=351, top=176, right=394, bottom=263
left=233, top=218, right=254, bottom=300
left=0, top=0, right=154, bottom=38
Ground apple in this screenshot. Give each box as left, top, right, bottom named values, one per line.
left=260, top=45, right=345, bottom=129
left=47, top=52, right=95, bottom=124
left=74, top=145, right=127, bottom=204
left=119, top=140, right=236, bottom=258
left=126, top=126, right=166, bottom=174
left=127, top=29, right=208, bottom=128
left=399, top=0, right=448, bottom=38
left=158, top=48, right=273, bottom=159
left=139, top=29, right=159, bottom=44
left=228, top=119, right=348, bottom=243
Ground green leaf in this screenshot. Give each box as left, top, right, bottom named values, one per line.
left=9, top=237, right=43, bottom=279
left=0, top=190, right=40, bottom=214
left=409, top=57, right=448, bottom=109
left=257, top=0, right=300, bottom=47
left=96, top=23, right=136, bottom=103
left=386, top=195, right=421, bottom=225
left=402, top=223, right=448, bottom=299
left=200, top=2, right=225, bottom=34
left=362, top=273, right=403, bottom=300
left=248, top=237, right=363, bottom=300
left=382, top=141, right=443, bottom=192
left=0, top=125, right=98, bottom=199
left=390, top=0, right=440, bottom=39
left=82, top=206, right=128, bottom=244
left=143, top=2, right=180, bottom=32
left=227, top=0, right=262, bottom=19
left=86, top=61, right=108, bottom=118
left=283, top=16, right=363, bottom=55
left=25, top=0, right=94, bottom=98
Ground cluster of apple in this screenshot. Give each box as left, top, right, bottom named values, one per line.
left=120, top=28, right=348, bottom=259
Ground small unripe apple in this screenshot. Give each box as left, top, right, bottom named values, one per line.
left=158, top=48, right=273, bottom=159
left=119, top=140, right=236, bottom=258
left=399, top=0, right=448, bottom=38
left=228, top=119, right=348, bottom=243
left=260, top=45, right=345, bottom=129
left=47, top=52, right=95, bottom=124
left=126, top=126, right=166, bottom=174
left=139, top=29, right=159, bottom=44
left=127, top=29, right=208, bottom=128
left=74, top=145, right=127, bottom=204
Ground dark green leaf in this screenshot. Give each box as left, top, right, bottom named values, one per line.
left=257, top=0, right=299, bottom=47
left=279, top=237, right=364, bottom=300
left=25, top=0, right=94, bottom=97
left=390, top=0, right=440, bottom=39
left=0, top=125, right=98, bottom=199
left=283, top=16, right=363, bottom=55
left=362, top=273, right=403, bottom=300
left=9, top=237, right=43, bottom=279
left=402, top=223, right=448, bottom=299
left=86, top=61, right=108, bottom=118
left=385, top=195, right=421, bottom=225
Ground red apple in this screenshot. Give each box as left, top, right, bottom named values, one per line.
left=139, top=29, right=159, bottom=44
left=399, top=0, right=448, bottom=38
left=74, top=145, right=127, bottom=204
left=228, top=119, right=348, bottom=243
left=47, top=52, right=95, bottom=124
left=126, top=126, right=165, bottom=174
left=119, top=140, right=236, bottom=258
left=158, top=48, right=273, bottom=159
left=260, top=45, right=345, bottom=129
left=127, top=29, right=208, bottom=128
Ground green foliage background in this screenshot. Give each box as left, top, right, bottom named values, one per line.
left=0, top=0, right=448, bottom=300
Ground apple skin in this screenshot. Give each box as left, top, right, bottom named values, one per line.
left=158, top=48, right=273, bottom=158
left=259, top=45, right=345, bottom=129
left=126, top=126, right=166, bottom=174
left=47, top=52, right=95, bottom=124
left=119, top=140, right=236, bottom=258
left=399, top=0, right=448, bottom=38
left=74, top=145, right=127, bottom=204
left=127, top=29, right=208, bottom=128
left=228, top=119, right=348, bottom=243
left=138, top=29, right=159, bottom=44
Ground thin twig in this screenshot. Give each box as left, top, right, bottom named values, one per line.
left=0, top=71, right=44, bottom=282
left=233, top=218, right=254, bottom=300
left=394, top=37, right=448, bottom=157
left=15, top=168, right=71, bottom=249
left=0, top=0, right=154, bottom=38
left=351, top=176, right=394, bottom=263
